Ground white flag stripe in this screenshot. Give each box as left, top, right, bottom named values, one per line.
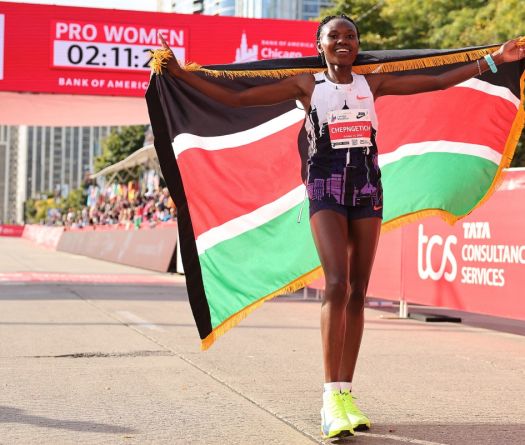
left=196, top=141, right=501, bottom=253
left=188, top=80, right=513, bottom=253
left=172, top=80, right=516, bottom=159
left=196, top=185, right=305, bottom=255
left=379, top=141, right=502, bottom=168
left=172, top=108, right=305, bottom=158
left=455, top=78, right=520, bottom=109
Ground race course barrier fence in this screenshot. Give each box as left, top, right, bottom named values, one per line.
left=57, top=223, right=179, bottom=273
left=22, top=225, right=64, bottom=249
left=0, top=225, right=24, bottom=237
left=17, top=222, right=179, bottom=273
left=309, top=169, right=525, bottom=321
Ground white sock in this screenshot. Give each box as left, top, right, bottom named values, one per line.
left=323, top=382, right=340, bottom=392
left=340, top=382, right=352, bottom=392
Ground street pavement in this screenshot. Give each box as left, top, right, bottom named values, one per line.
left=0, top=237, right=524, bottom=445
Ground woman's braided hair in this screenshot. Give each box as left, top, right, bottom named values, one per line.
left=316, top=14, right=360, bottom=66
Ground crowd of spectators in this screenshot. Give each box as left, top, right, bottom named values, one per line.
left=45, top=174, right=177, bottom=229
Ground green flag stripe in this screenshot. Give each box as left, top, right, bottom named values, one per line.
left=198, top=203, right=319, bottom=328
left=199, top=152, right=498, bottom=328
left=382, top=152, right=497, bottom=222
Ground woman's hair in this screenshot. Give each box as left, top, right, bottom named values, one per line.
left=316, top=14, right=361, bottom=45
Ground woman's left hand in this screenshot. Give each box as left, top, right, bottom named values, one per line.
left=492, top=38, right=525, bottom=64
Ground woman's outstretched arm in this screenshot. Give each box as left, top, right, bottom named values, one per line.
left=158, top=33, right=314, bottom=108
left=367, top=38, right=525, bottom=98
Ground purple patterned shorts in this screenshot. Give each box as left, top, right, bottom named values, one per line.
left=309, top=199, right=383, bottom=220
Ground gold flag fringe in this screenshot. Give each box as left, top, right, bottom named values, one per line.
left=182, top=46, right=502, bottom=79
left=382, top=69, right=525, bottom=233
left=200, top=266, right=323, bottom=350
left=200, top=66, right=525, bottom=350
left=151, top=40, right=524, bottom=350
left=152, top=39, right=525, bottom=78
left=149, top=49, right=173, bottom=75
left=184, top=62, right=322, bottom=79
left=354, top=47, right=499, bottom=75
left=382, top=209, right=461, bottom=233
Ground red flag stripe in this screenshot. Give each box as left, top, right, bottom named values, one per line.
left=376, top=86, right=518, bottom=154
left=178, top=85, right=518, bottom=238
left=178, top=121, right=304, bottom=238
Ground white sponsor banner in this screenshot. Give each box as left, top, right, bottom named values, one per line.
left=53, top=40, right=185, bottom=71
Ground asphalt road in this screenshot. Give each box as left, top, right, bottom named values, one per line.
left=0, top=237, right=524, bottom=444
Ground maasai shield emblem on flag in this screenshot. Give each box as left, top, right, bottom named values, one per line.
left=146, top=45, right=525, bottom=350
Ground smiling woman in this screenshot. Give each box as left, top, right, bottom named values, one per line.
left=154, top=15, right=525, bottom=440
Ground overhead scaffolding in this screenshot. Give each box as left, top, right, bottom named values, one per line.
left=89, top=144, right=160, bottom=184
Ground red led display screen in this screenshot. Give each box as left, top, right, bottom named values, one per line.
left=0, top=2, right=318, bottom=96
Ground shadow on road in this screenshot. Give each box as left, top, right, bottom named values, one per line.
left=0, top=405, right=136, bottom=434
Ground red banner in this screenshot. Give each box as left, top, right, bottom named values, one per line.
left=401, top=171, right=525, bottom=320
left=0, top=224, right=24, bottom=237
left=0, top=2, right=318, bottom=97
left=308, top=170, right=525, bottom=321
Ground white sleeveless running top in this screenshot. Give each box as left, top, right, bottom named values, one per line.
left=304, top=72, right=378, bottom=149
left=304, top=72, right=382, bottom=207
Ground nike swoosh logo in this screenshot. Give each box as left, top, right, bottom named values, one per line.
left=356, top=95, right=369, bottom=100
left=373, top=205, right=383, bottom=211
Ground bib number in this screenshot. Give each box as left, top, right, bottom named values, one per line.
left=327, top=109, right=372, bottom=149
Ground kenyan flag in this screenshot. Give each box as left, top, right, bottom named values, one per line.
left=146, top=45, right=525, bottom=349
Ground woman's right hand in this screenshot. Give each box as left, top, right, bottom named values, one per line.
left=152, top=34, right=313, bottom=108
left=157, top=32, right=183, bottom=76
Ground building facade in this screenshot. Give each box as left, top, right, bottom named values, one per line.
left=235, top=0, right=298, bottom=19
left=205, top=0, right=236, bottom=16
left=0, top=124, right=117, bottom=223
left=171, top=0, right=205, bottom=13
left=170, top=0, right=333, bottom=20
left=0, top=126, right=20, bottom=223
left=25, top=126, right=116, bottom=200
left=299, top=0, right=333, bottom=21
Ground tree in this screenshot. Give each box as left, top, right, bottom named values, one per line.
left=33, top=197, right=57, bottom=224
left=60, top=188, right=85, bottom=214
left=320, top=0, right=393, bottom=50
left=435, top=0, right=525, bottom=48
left=319, top=0, right=503, bottom=49
left=318, top=0, right=525, bottom=165
left=24, top=198, right=37, bottom=223
left=94, top=125, right=147, bottom=177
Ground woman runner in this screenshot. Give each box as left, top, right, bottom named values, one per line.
left=158, top=17, right=524, bottom=439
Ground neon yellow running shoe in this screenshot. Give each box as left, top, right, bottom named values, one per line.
left=341, top=390, right=371, bottom=431
left=320, top=390, right=355, bottom=439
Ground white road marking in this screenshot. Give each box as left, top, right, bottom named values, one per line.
left=114, top=311, right=165, bottom=332
left=357, top=432, right=449, bottom=445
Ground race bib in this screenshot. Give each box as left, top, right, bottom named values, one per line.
left=327, top=109, right=372, bottom=149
